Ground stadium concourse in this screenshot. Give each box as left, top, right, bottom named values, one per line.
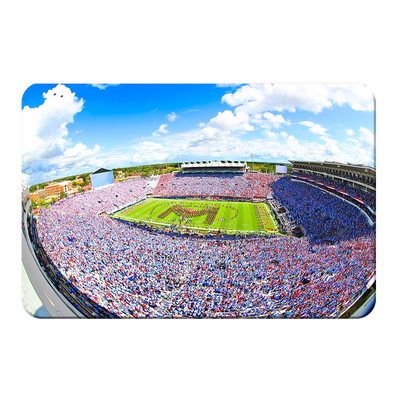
left=26, top=168, right=376, bottom=318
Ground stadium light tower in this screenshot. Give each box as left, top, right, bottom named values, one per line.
left=251, top=153, right=254, bottom=171
left=166, top=158, right=168, bottom=171
left=177, top=155, right=180, bottom=171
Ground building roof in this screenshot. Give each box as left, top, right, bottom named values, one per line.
left=289, top=160, right=376, bottom=179
left=181, top=161, right=248, bottom=168
left=90, top=168, right=112, bottom=175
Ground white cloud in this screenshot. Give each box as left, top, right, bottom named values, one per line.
left=186, top=126, right=228, bottom=147
left=209, top=110, right=254, bottom=132
left=346, top=129, right=355, bottom=135
left=166, top=112, right=177, bottom=122
left=22, top=84, right=103, bottom=183
left=158, top=124, right=169, bottom=133
left=262, top=131, right=279, bottom=141
left=199, top=122, right=205, bottom=127
left=91, top=84, right=108, bottom=90
left=152, top=124, right=169, bottom=136
left=280, top=131, right=288, bottom=138
left=131, top=141, right=171, bottom=164
left=250, top=112, right=291, bottom=131
left=168, top=84, right=374, bottom=166
left=350, top=127, right=375, bottom=166
left=263, top=112, right=290, bottom=128
left=222, top=83, right=374, bottom=115
left=299, top=121, right=330, bottom=140
left=91, top=84, right=118, bottom=90
left=359, top=127, right=374, bottom=146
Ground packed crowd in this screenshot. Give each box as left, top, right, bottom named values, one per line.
left=32, top=173, right=375, bottom=318
left=153, top=172, right=279, bottom=198
left=301, top=165, right=376, bottom=187
left=59, top=176, right=158, bottom=215
left=292, top=171, right=376, bottom=210
left=270, top=177, right=375, bottom=242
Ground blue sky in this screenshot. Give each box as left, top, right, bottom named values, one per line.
left=22, top=83, right=375, bottom=185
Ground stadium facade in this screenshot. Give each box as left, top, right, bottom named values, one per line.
left=181, top=160, right=249, bottom=174
left=290, top=160, right=375, bottom=223
left=21, top=160, right=376, bottom=319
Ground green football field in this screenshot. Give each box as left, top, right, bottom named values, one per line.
left=112, top=198, right=279, bottom=234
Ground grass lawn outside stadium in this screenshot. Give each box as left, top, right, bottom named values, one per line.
left=112, top=197, right=280, bottom=235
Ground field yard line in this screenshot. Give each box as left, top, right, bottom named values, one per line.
left=152, top=200, right=173, bottom=221
left=115, top=198, right=282, bottom=235
left=264, top=203, right=277, bottom=231
left=248, top=204, right=254, bottom=231
left=215, top=206, right=221, bottom=230
left=139, top=199, right=160, bottom=218
left=221, top=205, right=228, bottom=230
left=124, top=198, right=155, bottom=219
left=238, top=204, right=244, bottom=231
left=227, top=205, right=232, bottom=230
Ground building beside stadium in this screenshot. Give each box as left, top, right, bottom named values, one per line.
left=21, top=160, right=376, bottom=319
left=44, top=181, right=73, bottom=197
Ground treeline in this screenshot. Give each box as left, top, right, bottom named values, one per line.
left=29, top=172, right=91, bottom=193
left=29, top=162, right=291, bottom=191
left=112, top=163, right=179, bottom=177
left=249, top=162, right=292, bottom=174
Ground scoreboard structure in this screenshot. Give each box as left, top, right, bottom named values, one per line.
left=276, top=165, right=288, bottom=174
left=90, top=168, right=114, bottom=190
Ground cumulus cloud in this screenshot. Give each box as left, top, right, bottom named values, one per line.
left=22, top=84, right=102, bottom=183
left=222, top=83, right=374, bottom=115
left=131, top=141, right=171, bottom=164
left=175, top=83, right=374, bottom=165
left=263, top=112, right=290, bottom=129
left=209, top=110, right=254, bottom=132
left=346, top=129, right=355, bottom=135
left=299, top=121, right=330, bottom=140
left=152, top=124, right=169, bottom=136
left=166, top=112, right=178, bottom=122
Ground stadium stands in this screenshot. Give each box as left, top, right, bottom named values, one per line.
left=153, top=172, right=279, bottom=199
left=28, top=169, right=375, bottom=318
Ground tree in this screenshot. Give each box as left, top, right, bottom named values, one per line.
left=31, top=199, right=37, bottom=209
left=39, top=198, right=46, bottom=207
left=59, top=190, right=66, bottom=199
left=78, top=187, right=84, bottom=193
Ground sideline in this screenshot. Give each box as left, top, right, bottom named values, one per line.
left=113, top=214, right=280, bottom=236
left=112, top=197, right=281, bottom=235
left=263, top=203, right=278, bottom=231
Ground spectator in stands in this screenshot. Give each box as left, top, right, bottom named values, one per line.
left=31, top=172, right=375, bottom=318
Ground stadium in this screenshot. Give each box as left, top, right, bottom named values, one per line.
left=21, top=160, right=376, bottom=318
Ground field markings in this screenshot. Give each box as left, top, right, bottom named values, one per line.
left=248, top=204, right=253, bottom=231
left=114, top=198, right=280, bottom=235
left=263, top=203, right=278, bottom=231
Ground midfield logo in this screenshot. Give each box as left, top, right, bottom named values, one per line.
left=157, top=205, right=220, bottom=225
